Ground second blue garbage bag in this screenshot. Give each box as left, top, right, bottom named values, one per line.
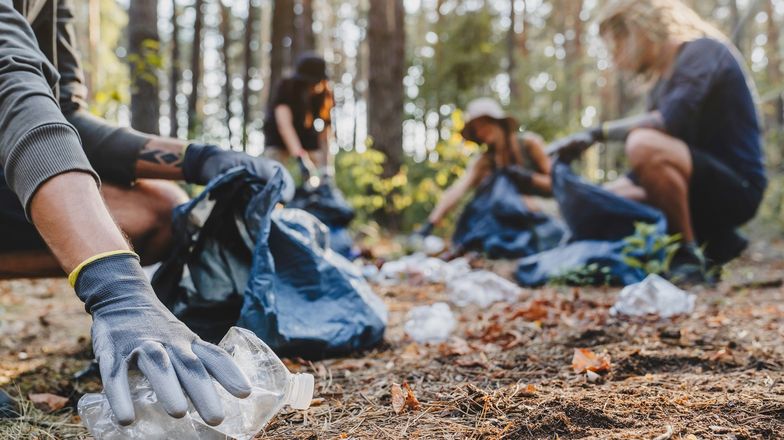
left=288, top=181, right=357, bottom=259
left=452, top=168, right=565, bottom=259
left=515, top=160, right=668, bottom=286
left=152, top=167, right=387, bottom=359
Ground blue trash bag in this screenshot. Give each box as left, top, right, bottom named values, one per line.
left=452, top=169, right=565, bottom=259
left=515, top=160, right=668, bottom=287
left=288, top=181, right=358, bottom=259
left=152, top=167, right=387, bottom=358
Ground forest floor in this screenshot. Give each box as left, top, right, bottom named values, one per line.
left=0, top=236, right=783, bottom=439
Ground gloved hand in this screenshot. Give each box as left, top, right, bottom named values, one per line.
left=506, top=165, right=535, bottom=191
left=70, top=251, right=252, bottom=426
left=545, top=126, right=604, bottom=162
left=414, top=221, right=435, bottom=238
left=183, top=143, right=295, bottom=202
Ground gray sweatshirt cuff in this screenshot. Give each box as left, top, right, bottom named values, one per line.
left=4, top=123, right=100, bottom=217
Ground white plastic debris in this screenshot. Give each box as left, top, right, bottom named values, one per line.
left=404, top=302, right=456, bottom=344
left=78, top=327, right=314, bottom=440
left=610, top=274, right=696, bottom=318
left=377, top=253, right=470, bottom=285
left=447, top=270, right=524, bottom=308
left=422, top=236, right=446, bottom=255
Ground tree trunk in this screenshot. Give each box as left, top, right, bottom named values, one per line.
left=242, top=0, right=261, bottom=151
left=764, top=0, right=783, bottom=132
left=85, top=0, right=100, bottom=97
left=293, top=0, right=316, bottom=58
left=187, top=0, right=204, bottom=137
left=269, top=0, right=295, bottom=91
left=221, top=3, right=233, bottom=144
left=367, top=0, right=405, bottom=177
left=507, top=0, right=518, bottom=102
left=169, top=0, right=180, bottom=138
left=128, top=0, right=160, bottom=135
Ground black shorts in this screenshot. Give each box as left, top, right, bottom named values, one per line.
left=0, top=172, right=47, bottom=252
left=688, top=148, right=763, bottom=243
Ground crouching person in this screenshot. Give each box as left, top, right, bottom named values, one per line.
left=551, top=0, right=767, bottom=282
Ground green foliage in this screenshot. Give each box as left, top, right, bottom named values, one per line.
left=128, top=38, right=163, bottom=88
left=621, top=222, right=681, bottom=276
left=549, top=263, right=613, bottom=287
left=88, top=0, right=131, bottom=120
left=335, top=120, right=479, bottom=232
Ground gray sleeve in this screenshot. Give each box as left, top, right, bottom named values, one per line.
left=56, top=0, right=152, bottom=186
left=0, top=0, right=98, bottom=214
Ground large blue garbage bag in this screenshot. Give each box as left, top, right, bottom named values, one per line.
left=288, top=181, right=357, bottom=259
left=515, top=161, right=668, bottom=286
left=452, top=169, right=565, bottom=259
left=152, top=167, right=387, bottom=358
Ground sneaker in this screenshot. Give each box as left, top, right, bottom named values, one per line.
left=668, top=243, right=709, bottom=286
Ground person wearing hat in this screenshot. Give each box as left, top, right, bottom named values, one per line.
left=263, top=53, right=335, bottom=179
left=416, top=98, right=552, bottom=237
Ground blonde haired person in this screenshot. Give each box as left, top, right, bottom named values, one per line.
left=550, top=0, right=766, bottom=283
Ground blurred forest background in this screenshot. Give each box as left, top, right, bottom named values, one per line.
left=73, top=0, right=784, bottom=232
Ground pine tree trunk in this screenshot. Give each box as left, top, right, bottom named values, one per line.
left=294, top=0, right=316, bottom=57
left=367, top=0, right=405, bottom=177
left=221, top=3, right=233, bottom=144
left=187, top=0, right=204, bottom=137
left=169, top=0, right=180, bottom=138
left=242, top=0, right=261, bottom=151
left=128, top=0, right=160, bottom=135
left=764, top=0, right=783, bottom=132
left=269, top=0, right=295, bottom=91
left=507, top=0, right=518, bottom=102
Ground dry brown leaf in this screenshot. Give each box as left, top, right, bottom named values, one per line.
left=438, top=337, right=472, bottom=357
left=28, top=393, right=68, bottom=412
left=391, top=383, right=405, bottom=414
left=510, top=299, right=551, bottom=322
left=571, top=348, right=612, bottom=374
left=402, top=382, right=420, bottom=411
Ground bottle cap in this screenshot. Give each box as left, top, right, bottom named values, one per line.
left=287, top=373, right=314, bottom=410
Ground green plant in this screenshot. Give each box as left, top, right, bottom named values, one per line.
left=621, top=222, right=681, bottom=276
left=549, top=263, right=613, bottom=286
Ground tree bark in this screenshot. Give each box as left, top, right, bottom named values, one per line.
left=242, top=0, right=261, bottom=151
left=169, top=0, right=180, bottom=138
left=187, top=0, right=204, bottom=137
left=128, top=0, right=160, bottom=135
left=367, top=0, right=406, bottom=177
left=764, top=0, right=783, bottom=132
left=293, top=0, right=316, bottom=58
left=221, top=2, right=233, bottom=143
left=269, top=0, right=295, bottom=91
left=507, top=0, right=518, bottom=102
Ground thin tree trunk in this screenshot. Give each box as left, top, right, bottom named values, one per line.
left=187, top=0, right=205, bottom=137
left=221, top=2, right=233, bottom=144
left=269, top=0, right=295, bottom=91
left=86, top=0, right=100, bottom=97
left=507, top=0, right=518, bottom=102
left=764, top=0, right=783, bottom=132
left=294, top=0, right=316, bottom=58
left=128, top=0, right=161, bottom=135
left=169, top=0, right=180, bottom=138
left=367, top=0, right=405, bottom=177
left=242, top=0, right=261, bottom=151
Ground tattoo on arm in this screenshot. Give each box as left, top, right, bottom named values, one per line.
left=138, top=146, right=184, bottom=168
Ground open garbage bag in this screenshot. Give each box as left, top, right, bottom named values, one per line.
left=516, top=161, right=668, bottom=286
left=288, top=180, right=357, bottom=259
left=152, top=167, right=387, bottom=358
left=452, top=169, right=565, bottom=259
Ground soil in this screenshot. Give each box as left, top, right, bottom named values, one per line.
left=0, top=238, right=783, bottom=439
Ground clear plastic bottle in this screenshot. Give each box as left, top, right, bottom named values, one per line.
left=78, top=327, right=314, bottom=440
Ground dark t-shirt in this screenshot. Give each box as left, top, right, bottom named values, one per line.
left=264, top=78, right=328, bottom=151
left=647, top=38, right=766, bottom=192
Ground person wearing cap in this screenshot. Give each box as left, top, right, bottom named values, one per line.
left=263, top=53, right=335, bottom=179
left=0, top=0, right=301, bottom=424
left=416, top=98, right=552, bottom=237
left=549, top=0, right=766, bottom=283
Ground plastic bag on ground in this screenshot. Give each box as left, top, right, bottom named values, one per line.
left=452, top=169, right=565, bottom=259
left=376, top=253, right=471, bottom=285
left=610, top=274, right=696, bottom=318
left=78, top=327, right=314, bottom=440
left=447, top=270, right=524, bottom=308
left=516, top=161, right=667, bottom=286
left=404, top=302, right=456, bottom=344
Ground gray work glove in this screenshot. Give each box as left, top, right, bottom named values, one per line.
left=545, top=126, right=604, bottom=162
left=71, top=252, right=252, bottom=426
left=183, top=143, right=295, bottom=202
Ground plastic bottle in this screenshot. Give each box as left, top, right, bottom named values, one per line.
left=78, top=327, right=314, bottom=440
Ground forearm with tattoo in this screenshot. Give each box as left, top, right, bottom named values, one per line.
left=134, top=137, right=188, bottom=180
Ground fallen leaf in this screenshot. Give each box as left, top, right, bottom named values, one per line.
left=520, top=383, right=537, bottom=397
left=391, top=383, right=405, bottom=414
left=438, top=337, right=472, bottom=357
left=572, top=348, right=612, bottom=374
left=402, top=382, right=420, bottom=411
left=510, top=299, right=551, bottom=322
left=28, top=393, right=68, bottom=412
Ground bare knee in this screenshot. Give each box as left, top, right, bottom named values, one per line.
left=137, top=180, right=189, bottom=224
left=625, top=129, right=690, bottom=176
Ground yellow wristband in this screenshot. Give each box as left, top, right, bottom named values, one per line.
left=68, top=250, right=139, bottom=287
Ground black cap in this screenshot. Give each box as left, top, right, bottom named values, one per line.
left=293, top=52, right=328, bottom=84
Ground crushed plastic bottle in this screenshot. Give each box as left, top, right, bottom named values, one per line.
left=404, top=302, right=456, bottom=344
left=378, top=253, right=470, bottom=285
left=610, top=274, right=696, bottom=318
left=447, top=270, right=524, bottom=308
left=78, top=327, right=314, bottom=440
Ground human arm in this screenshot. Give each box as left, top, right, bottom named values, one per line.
left=426, top=155, right=489, bottom=226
